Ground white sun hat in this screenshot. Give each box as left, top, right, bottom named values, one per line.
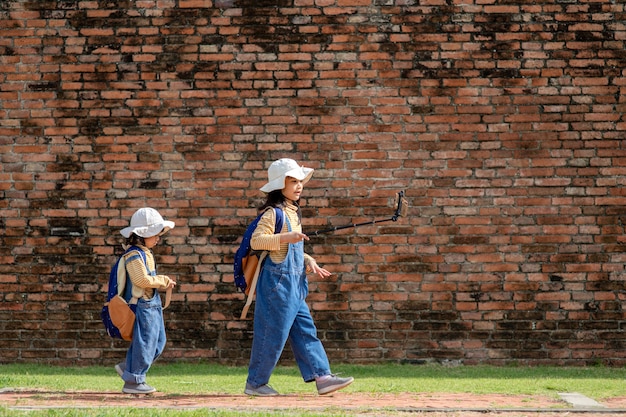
left=260, top=158, right=314, bottom=193
left=120, top=207, right=175, bottom=238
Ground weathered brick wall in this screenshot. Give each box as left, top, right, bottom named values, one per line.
left=1, top=0, right=626, bottom=366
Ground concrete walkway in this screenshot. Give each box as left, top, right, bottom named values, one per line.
left=559, top=392, right=607, bottom=410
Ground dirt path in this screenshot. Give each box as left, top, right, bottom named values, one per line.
left=4, top=390, right=626, bottom=415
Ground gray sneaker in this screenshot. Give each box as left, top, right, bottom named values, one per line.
left=244, top=383, right=279, bottom=396
left=115, top=362, right=125, bottom=378
left=123, top=382, right=157, bottom=394
left=316, top=375, right=354, bottom=395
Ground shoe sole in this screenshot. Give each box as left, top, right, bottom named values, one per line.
left=243, top=384, right=280, bottom=397
left=123, top=388, right=156, bottom=394
left=115, top=364, right=124, bottom=378
left=244, top=389, right=279, bottom=396
left=318, top=378, right=354, bottom=395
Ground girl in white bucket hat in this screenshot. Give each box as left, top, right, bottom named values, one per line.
left=116, top=207, right=176, bottom=394
left=245, top=158, right=354, bottom=396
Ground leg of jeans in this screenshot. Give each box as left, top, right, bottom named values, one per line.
left=123, top=294, right=164, bottom=384
left=247, top=267, right=298, bottom=387
left=288, top=299, right=331, bottom=382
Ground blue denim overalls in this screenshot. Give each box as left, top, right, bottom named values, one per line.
left=122, top=251, right=167, bottom=385
left=247, top=217, right=331, bottom=387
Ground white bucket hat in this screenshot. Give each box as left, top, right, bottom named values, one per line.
left=120, top=207, right=175, bottom=238
left=260, top=158, right=314, bottom=193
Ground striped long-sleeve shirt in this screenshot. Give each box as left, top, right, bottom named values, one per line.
left=124, top=246, right=173, bottom=302
left=250, top=201, right=314, bottom=269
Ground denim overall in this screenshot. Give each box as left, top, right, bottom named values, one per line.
left=122, top=252, right=167, bottom=385
left=247, top=217, right=331, bottom=387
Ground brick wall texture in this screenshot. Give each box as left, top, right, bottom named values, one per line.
left=1, top=0, right=626, bottom=366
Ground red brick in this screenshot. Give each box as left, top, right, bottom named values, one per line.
left=1, top=0, right=626, bottom=368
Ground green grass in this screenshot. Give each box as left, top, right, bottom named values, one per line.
left=2, top=363, right=626, bottom=417
left=2, top=362, right=626, bottom=398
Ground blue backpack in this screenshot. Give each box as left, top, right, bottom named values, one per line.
left=233, top=207, right=284, bottom=295
left=101, top=246, right=146, bottom=340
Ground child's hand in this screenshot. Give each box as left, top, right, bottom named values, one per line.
left=281, top=231, right=309, bottom=244
left=166, top=278, right=176, bottom=290
left=308, top=260, right=332, bottom=279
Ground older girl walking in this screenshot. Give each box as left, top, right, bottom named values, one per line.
left=245, top=158, right=354, bottom=396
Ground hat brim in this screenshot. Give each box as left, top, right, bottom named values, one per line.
left=120, top=220, right=175, bottom=238
left=260, top=166, right=314, bottom=193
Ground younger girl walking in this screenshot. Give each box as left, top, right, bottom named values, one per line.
left=245, top=158, right=354, bottom=396
left=115, top=207, right=176, bottom=394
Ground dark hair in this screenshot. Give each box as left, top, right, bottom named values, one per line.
left=126, top=233, right=146, bottom=247
left=258, top=190, right=301, bottom=225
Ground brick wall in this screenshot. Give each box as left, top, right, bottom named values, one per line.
left=1, top=0, right=626, bottom=366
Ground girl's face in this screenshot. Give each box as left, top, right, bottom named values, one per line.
left=282, top=176, right=303, bottom=202
left=144, top=235, right=160, bottom=249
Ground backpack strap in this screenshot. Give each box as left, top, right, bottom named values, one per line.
left=274, top=207, right=284, bottom=235
left=240, top=207, right=284, bottom=319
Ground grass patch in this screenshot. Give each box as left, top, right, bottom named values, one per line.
left=2, top=363, right=626, bottom=417
left=1, top=363, right=626, bottom=398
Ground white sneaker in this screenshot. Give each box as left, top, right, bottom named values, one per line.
left=244, top=383, right=279, bottom=396
left=123, top=382, right=157, bottom=394
left=115, top=362, right=125, bottom=378
left=316, top=375, right=354, bottom=395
